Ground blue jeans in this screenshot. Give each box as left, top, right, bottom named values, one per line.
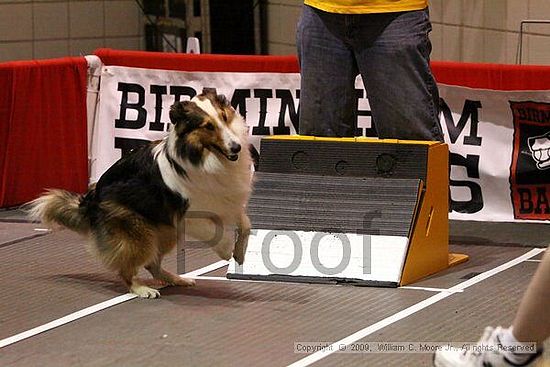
left=297, top=5, right=443, bottom=141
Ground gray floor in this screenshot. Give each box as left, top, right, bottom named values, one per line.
left=0, top=209, right=549, bottom=367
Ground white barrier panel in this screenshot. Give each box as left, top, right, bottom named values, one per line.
left=226, top=230, right=409, bottom=286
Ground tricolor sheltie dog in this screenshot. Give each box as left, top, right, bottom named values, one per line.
left=26, top=89, right=253, bottom=298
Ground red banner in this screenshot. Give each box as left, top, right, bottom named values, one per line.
left=0, top=57, right=88, bottom=207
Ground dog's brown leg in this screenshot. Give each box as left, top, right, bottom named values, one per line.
left=145, top=253, right=195, bottom=287
left=146, top=228, right=196, bottom=287
left=233, top=211, right=251, bottom=265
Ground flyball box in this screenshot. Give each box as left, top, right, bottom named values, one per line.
left=226, top=136, right=468, bottom=287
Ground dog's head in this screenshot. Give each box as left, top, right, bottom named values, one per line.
left=169, top=89, right=247, bottom=165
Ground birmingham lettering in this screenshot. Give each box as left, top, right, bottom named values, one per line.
left=115, top=82, right=302, bottom=134
left=440, top=98, right=484, bottom=214
left=114, top=82, right=373, bottom=153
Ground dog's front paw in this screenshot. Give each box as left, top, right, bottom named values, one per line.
left=233, top=236, right=249, bottom=265
left=131, top=284, right=161, bottom=299
left=233, top=251, right=245, bottom=265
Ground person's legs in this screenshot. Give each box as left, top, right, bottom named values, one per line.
left=433, top=247, right=549, bottom=367
left=353, top=8, right=443, bottom=141
left=297, top=5, right=359, bottom=137
left=512, top=247, right=550, bottom=345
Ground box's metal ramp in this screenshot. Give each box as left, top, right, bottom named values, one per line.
left=247, top=172, right=420, bottom=236
left=227, top=136, right=463, bottom=286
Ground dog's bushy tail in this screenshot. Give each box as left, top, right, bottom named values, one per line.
left=25, top=189, right=90, bottom=234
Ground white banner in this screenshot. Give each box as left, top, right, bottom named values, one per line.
left=92, top=65, right=550, bottom=223
left=91, top=66, right=301, bottom=182
left=439, top=85, right=550, bottom=222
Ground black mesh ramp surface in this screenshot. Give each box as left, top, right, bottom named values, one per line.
left=258, top=139, right=429, bottom=180
left=248, top=172, right=421, bottom=237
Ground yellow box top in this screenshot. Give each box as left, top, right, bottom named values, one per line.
left=262, top=135, right=442, bottom=146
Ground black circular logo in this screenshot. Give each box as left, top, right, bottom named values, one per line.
left=376, top=154, right=396, bottom=176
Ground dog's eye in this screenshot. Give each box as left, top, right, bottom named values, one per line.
left=205, top=122, right=215, bottom=131
left=221, top=111, right=227, bottom=121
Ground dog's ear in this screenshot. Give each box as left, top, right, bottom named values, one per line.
left=169, top=101, right=203, bottom=131
left=199, top=88, right=232, bottom=115
left=200, top=88, right=230, bottom=107
left=201, top=87, right=217, bottom=99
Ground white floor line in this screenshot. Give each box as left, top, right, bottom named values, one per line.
left=0, top=260, right=229, bottom=349
left=525, top=259, right=541, bottom=263
left=286, top=248, right=544, bottom=367
left=400, top=286, right=463, bottom=293
left=180, top=260, right=228, bottom=277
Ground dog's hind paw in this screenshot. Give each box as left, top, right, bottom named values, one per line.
left=168, top=275, right=196, bottom=287
left=131, top=284, right=161, bottom=299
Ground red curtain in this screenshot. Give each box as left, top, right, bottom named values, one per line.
left=0, top=57, right=88, bottom=207
left=94, top=48, right=300, bottom=73
left=431, top=61, right=550, bottom=91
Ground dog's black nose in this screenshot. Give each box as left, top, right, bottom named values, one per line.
left=230, top=142, right=241, bottom=154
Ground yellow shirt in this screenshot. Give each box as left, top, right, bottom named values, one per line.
left=304, top=0, right=428, bottom=14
